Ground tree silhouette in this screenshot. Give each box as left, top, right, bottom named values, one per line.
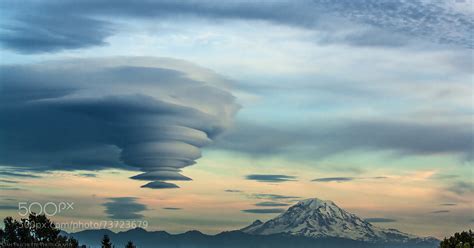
left=0, top=214, right=79, bottom=248
left=125, top=240, right=136, bottom=248
left=102, top=234, right=113, bottom=248
left=440, top=230, right=473, bottom=248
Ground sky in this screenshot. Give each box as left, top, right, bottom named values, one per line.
left=0, top=0, right=473, bottom=239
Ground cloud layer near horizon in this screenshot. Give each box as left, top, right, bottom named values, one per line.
left=0, top=57, right=239, bottom=189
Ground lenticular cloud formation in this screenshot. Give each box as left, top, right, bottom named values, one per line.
left=0, top=57, right=239, bottom=189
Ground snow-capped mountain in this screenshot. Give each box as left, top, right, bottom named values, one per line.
left=242, top=198, right=429, bottom=243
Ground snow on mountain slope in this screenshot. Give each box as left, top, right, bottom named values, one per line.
left=242, top=198, right=423, bottom=242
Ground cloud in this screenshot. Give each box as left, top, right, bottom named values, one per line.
left=103, top=197, right=147, bottom=219
left=447, top=181, right=474, bottom=195
left=241, top=208, right=286, bottom=214
left=224, top=189, right=242, bottom=193
left=1, top=0, right=470, bottom=53
left=251, top=194, right=300, bottom=201
left=0, top=179, right=19, bottom=184
left=0, top=57, right=239, bottom=189
left=245, top=174, right=296, bottom=183
left=364, top=218, right=397, bottom=223
left=77, top=173, right=97, bottom=178
left=141, top=181, right=179, bottom=189
left=163, top=207, right=182, bottom=210
left=311, top=176, right=388, bottom=183
left=0, top=171, right=41, bottom=178
left=216, top=120, right=473, bottom=161
left=440, top=203, right=457, bottom=206
left=0, top=14, right=111, bottom=53
left=0, top=205, right=18, bottom=210
left=0, top=185, right=23, bottom=191
left=312, top=177, right=355, bottom=183
left=255, top=202, right=290, bottom=207
left=431, top=210, right=450, bottom=214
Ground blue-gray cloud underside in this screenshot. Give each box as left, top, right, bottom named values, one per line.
left=255, top=202, right=290, bottom=207
left=163, top=207, right=182, bottom=210
left=446, top=181, right=474, bottom=195
left=215, top=121, right=473, bottom=161
left=246, top=174, right=296, bottom=183
left=0, top=205, right=18, bottom=210
left=364, top=218, right=397, bottom=223
left=431, top=210, right=450, bottom=214
left=1, top=0, right=471, bottom=53
left=241, top=208, right=286, bottom=214
left=0, top=171, right=41, bottom=178
left=0, top=57, right=239, bottom=189
left=251, top=194, right=301, bottom=201
left=103, top=197, right=147, bottom=219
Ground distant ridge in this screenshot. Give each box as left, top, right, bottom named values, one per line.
left=64, top=198, right=438, bottom=248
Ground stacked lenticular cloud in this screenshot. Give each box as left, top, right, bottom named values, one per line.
left=0, top=57, right=239, bottom=189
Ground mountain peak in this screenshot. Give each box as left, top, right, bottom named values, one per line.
left=296, top=198, right=336, bottom=209
left=242, top=197, right=420, bottom=242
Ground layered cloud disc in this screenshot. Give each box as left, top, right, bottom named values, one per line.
left=0, top=57, right=239, bottom=188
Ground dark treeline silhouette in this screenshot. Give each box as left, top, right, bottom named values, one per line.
left=0, top=215, right=136, bottom=248
left=440, top=230, right=473, bottom=248
left=0, top=213, right=78, bottom=248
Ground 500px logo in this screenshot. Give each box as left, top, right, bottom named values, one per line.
left=18, top=202, right=74, bottom=217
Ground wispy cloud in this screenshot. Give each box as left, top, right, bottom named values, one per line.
left=255, top=202, right=290, bottom=207
left=447, top=181, right=474, bottom=195
left=364, top=218, right=397, bottom=223
left=251, top=194, right=300, bottom=201
left=311, top=176, right=387, bottom=183
left=440, top=203, right=457, bottom=206
left=0, top=171, right=40, bottom=178
left=2, top=0, right=470, bottom=53
left=246, top=174, right=296, bottom=183
left=224, top=189, right=242, bottom=193
left=217, top=121, right=473, bottom=161
left=77, top=173, right=97, bottom=178
left=312, top=177, right=355, bottom=183
left=431, top=210, right=450, bottom=214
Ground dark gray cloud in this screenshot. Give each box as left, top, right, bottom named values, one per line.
left=312, top=177, right=355, bottom=183
left=364, top=218, right=397, bottom=223
left=440, top=203, right=457, bottom=206
left=431, top=210, right=450, bottom=214
left=0, top=0, right=470, bottom=53
left=251, top=194, right=301, bottom=201
left=0, top=171, right=41, bottom=178
left=103, top=197, right=147, bottom=219
left=163, top=207, right=182, bottom=210
left=0, top=57, right=239, bottom=189
left=224, top=189, right=242, bottom=193
left=215, top=120, right=473, bottom=161
left=0, top=14, right=111, bottom=53
left=245, top=174, right=296, bottom=183
left=0, top=179, right=19, bottom=184
left=241, top=208, right=286, bottom=214
left=141, top=181, right=179, bottom=189
left=255, top=202, right=290, bottom=207
left=312, top=176, right=388, bottom=183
